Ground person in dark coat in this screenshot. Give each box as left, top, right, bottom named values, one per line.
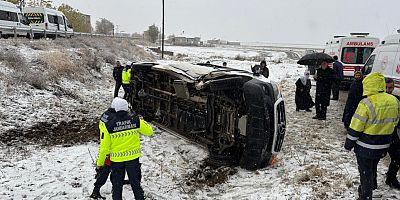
left=113, top=60, right=124, bottom=98
left=295, top=70, right=314, bottom=112
left=342, top=71, right=364, bottom=129
left=331, top=56, right=344, bottom=100
left=313, top=61, right=334, bottom=120
left=260, top=60, right=269, bottom=78
left=385, top=77, right=400, bottom=189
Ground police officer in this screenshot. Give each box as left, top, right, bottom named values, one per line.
left=384, top=77, right=400, bottom=189
left=90, top=107, right=115, bottom=199
left=344, top=72, right=400, bottom=200
left=97, top=97, right=153, bottom=200
left=121, top=63, right=132, bottom=100
left=113, top=60, right=124, bottom=98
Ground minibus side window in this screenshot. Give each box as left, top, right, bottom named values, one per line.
left=9, top=12, right=18, bottom=22
left=0, top=11, right=18, bottom=22
left=0, top=10, right=8, bottom=21
left=47, top=14, right=57, bottom=24
left=57, top=16, right=64, bottom=25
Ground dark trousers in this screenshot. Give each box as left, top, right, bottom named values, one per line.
left=93, top=164, right=111, bottom=192
left=122, top=84, right=131, bottom=100
left=315, top=103, right=327, bottom=118
left=111, top=159, right=144, bottom=200
left=387, top=146, right=400, bottom=180
left=114, top=82, right=122, bottom=98
left=356, top=154, right=379, bottom=200
left=331, top=79, right=341, bottom=100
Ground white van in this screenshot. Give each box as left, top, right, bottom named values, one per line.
left=23, top=7, right=73, bottom=38
left=363, top=31, right=400, bottom=96
left=0, top=0, right=31, bottom=38
left=324, top=33, right=380, bottom=84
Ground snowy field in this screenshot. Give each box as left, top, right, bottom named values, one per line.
left=1, top=45, right=400, bottom=200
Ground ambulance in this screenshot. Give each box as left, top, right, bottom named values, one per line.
left=362, top=31, right=400, bottom=96
left=324, top=33, right=379, bottom=85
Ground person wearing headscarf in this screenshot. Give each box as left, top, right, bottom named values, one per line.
left=342, top=71, right=364, bottom=129
left=295, top=70, right=314, bottom=112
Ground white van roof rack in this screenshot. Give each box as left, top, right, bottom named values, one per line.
left=333, top=35, right=346, bottom=38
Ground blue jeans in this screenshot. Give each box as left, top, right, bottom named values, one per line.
left=111, top=159, right=144, bottom=200
left=94, top=164, right=111, bottom=191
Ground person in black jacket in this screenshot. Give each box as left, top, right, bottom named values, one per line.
left=385, top=77, right=400, bottom=189
left=113, top=60, right=124, bottom=98
left=260, top=60, right=269, bottom=78
left=331, top=56, right=344, bottom=100
left=342, top=71, right=364, bottom=129
left=313, top=61, right=334, bottom=120
left=295, top=70, right=314, bottom=112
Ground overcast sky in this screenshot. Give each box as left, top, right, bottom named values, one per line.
left=52, top=0, right=400, bottom=45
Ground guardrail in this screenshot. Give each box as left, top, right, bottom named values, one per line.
left=0, top=25, right=133, bottom=39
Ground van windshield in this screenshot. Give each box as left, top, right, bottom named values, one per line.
left=341, top=47, right=374, bottom=64
left=24, top=13, right=44, bottom=24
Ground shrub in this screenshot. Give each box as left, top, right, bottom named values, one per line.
left=234, top=54, right=246, bottom=61
left=0, top=47, right=26, bottom=68
left=27, top=40, right=49, bottom=50
left=101, top=52, right=116, bottom=65
left=37, top=50, right=81, bottom=80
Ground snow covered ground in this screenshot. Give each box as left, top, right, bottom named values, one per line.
left=1, top=44, right=400, bottom=200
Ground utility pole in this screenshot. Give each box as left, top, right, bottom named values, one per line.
left=161, top=0, right=165, bottom=59
left=19, top=0, right=25, bottom=11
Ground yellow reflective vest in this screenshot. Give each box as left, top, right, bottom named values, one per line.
left=122, top=68, right=131, bottom=84
left=346, top=72, right=400, bottom=158
left=97, top=111, right=153, bottom=167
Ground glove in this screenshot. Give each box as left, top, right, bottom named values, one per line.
left=94, top=166, right=103, bottom=179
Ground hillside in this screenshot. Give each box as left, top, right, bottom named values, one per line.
left=0, top=37, right=156, bottom=145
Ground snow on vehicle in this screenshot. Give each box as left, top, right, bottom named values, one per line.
left=324, top=33, right=379, bottom=85
left=362, top=31, right=400, bottom=96
left=129, top=62, right=286, bottom=170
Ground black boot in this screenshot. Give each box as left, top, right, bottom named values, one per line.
left=305, top=108, right=312, bottom=112
left=90, top=187, right=105, bottom=199
left=386, top=176, right=400, bottom=189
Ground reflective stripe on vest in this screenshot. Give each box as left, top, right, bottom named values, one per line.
left=347, top=134, right=359, bottom=141
left=110, top=149, right=140, bottom=158
left=362, top=98, right=376, bottom=119
left=354, top=97, right=399, bottom=125
left=110, top=130, right=137, bottom=139
left=353, top=113, right=398, bottom=125
left=356, top=141, right=390, bottom=150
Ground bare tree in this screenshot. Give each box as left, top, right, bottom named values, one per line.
left=58, top=4, right=92, bottom=33
left=95, top=18, right=114, bottom=35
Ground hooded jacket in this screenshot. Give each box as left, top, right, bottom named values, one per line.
left=345, top=72, right=400, bottom=159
